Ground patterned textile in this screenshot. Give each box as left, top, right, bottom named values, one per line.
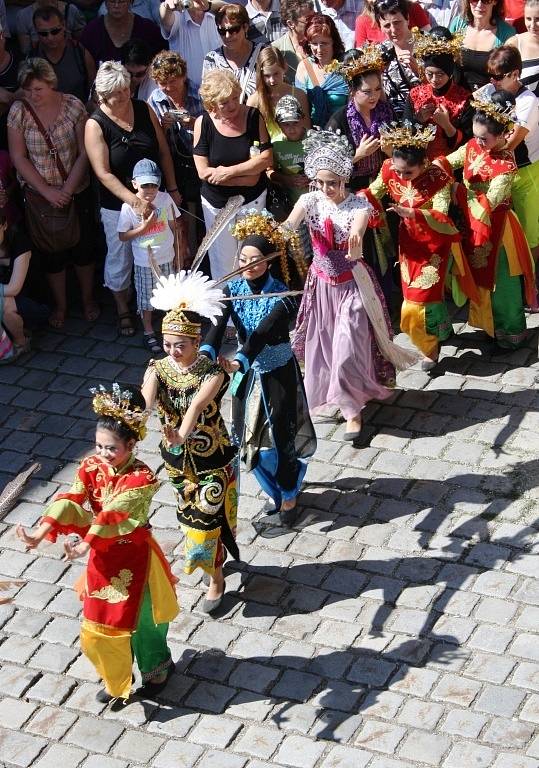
left=7, top=95, right=87, bottom=191
left=134, top=261, right=174, bottom=314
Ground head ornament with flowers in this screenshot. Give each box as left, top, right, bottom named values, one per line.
left=379, top=119, right=437, bottom=150
left=470, top=91, right=516, bottom=130
left=231, top=208, right=307, bottom=286
left=303, top=128, right=354, bottom=182
left=338, top=44, right=387, bottom=82
left=411, top=27, right=463, bottom=64
left=91, top=383, right=149, bottom=441
left=150, top=271, right=226, bottom=337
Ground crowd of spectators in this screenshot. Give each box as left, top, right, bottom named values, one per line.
left=0, top=0, right=537, bottom=361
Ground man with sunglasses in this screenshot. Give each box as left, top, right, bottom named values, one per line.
left=32, top=5, right=95, bottom=103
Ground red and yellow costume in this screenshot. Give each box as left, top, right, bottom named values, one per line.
left=42, top=454, right=179, bottom=699
left=439, top=140, right=536, bottom=347
left=407, top=82, right=471, bottom=161
left=363, top=158, right=478, bottom=359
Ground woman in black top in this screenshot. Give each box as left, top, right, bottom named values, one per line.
left=0, top=214, right=32, bottom=360
left=193, top=69, right=272, bottom=284
left=85, top=61, right=180, bottom=336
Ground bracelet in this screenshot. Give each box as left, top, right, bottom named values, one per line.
left=167, top=188, right=178, bottom=193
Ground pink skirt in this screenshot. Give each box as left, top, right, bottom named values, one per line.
left=298, top=273, right=393, bottom=420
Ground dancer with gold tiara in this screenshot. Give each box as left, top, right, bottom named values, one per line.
left=142, top=273, right=238, bottom=614
left=284, top=128, right=417, bottom=443
left=360, top=120, right=479, bottom=368
left=16, top=384, right=179, bottom=706
left=437, top=90, right=537, bottom=348
left=200, top=209, right=317, bottom=526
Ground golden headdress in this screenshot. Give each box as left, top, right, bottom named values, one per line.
left=379, top=119, right=437, bottom=149
left=90, top=383, right=149, bottom=441
left=470, top=92, right=516, bottom=130
left=150, top=270, right=226, bottom=337
left=411, top=27, right=463, bottom=63
left=338, top=44, right=386, bottom=82
left=230, top=208, right=308, bottom=286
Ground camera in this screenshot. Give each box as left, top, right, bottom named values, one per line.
left=169, top=109, right=191, bottom=123
left=380, top=40, right=396, bottom=64
left=178, top=0, right=191, bottom=8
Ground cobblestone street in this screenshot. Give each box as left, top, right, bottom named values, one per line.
left=0, top=304, right=538, bottom=768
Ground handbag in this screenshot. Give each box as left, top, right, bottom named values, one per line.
left=21, top=99, right=80, bottom=254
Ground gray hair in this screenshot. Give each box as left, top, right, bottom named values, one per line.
left=18, top=57, right=58, bottom=89
left=94, top=60, right=131, bottom=102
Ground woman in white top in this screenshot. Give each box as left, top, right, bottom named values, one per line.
left=483, top=45, right=539, bottom=259
left=507, top=0, right=539, bottom=96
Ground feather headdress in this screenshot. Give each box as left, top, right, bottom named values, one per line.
left=151, top=270, right=226, bottom=337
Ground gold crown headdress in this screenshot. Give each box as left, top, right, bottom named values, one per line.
left=90, top=383, right=149, bottom=441
left=470, top=92, right=516, bottom=130
left=338, top=44, right=387, bottom=82
left=411, top=27, right=463, bottom=63
left=150, top=270, right=226, bottom=337
left=379, top=119, right=437, bottom=149
left=230, top=208, right=308, bottom=286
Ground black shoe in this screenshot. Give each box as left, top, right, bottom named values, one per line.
left=138, top=663, right=175, bottom=698
left=343, top=431, right=362, bottom=441
left=95, top=688, right=114, bottom=704
left=279, top=503, right=298, bottom=527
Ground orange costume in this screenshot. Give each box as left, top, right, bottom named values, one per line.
left=42, top=454, right=179, bottom=699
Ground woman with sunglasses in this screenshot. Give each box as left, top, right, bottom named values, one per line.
left=404, top=27, right=473, bottom=160
left=203, top=4, right=264, bottom=102
left=506, top=0, right=539, bottom=95
left=284, top=129, right=396, bottom=442
left=374, top=0, right=422, bottom=118
left=449, top=0, right=515, bottom=91
left=480, top=45, right=539, bottom=260
left=295, top=13, right=347, bottom=126
left=438, top=90, right=536, bottom=347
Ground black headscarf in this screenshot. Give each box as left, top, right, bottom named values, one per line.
left=423, top=52, right=454, bottom=78
left=243, top=234, right=275, bottom=256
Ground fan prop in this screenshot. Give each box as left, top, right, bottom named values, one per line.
left=190, top=195, right=245, bottom=274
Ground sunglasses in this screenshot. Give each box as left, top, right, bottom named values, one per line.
left=489, top=72, right=506, bottom=80
left=217, top=24, right=242, bottom=36
left=37, top=26, right=63, bottom=37
left=470, top=0, right=495, bottom=5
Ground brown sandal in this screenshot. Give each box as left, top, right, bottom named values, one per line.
left=118, top=312, right=136, bottom=337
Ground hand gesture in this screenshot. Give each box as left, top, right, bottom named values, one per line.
left=16, top=524, right=41, bottom=550
left=161, top=110, right=178, bottom=129
left=432, top=103, right=451, bottom=130
left=46, top=187, right=72, bottom=209
left=354, top=134, right=380, bottom=161
left=207, top=166, right=230, bottom=184
left=388, top=204, right=415, bottom=220
left=218, top=355, right=240, bottom=373
left=63, top=539, right=90, bottom=561
left=164, top=424, right=185, bottom=447
left=133, top=197, right=154, bottom=218
left=417, top=103, right=436, bottom=123
left=139, top=209, right=157, bottom=233
left=346, top=232, right=364, bottom=261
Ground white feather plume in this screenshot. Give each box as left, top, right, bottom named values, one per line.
left=150, top=270, right=226, bottom=325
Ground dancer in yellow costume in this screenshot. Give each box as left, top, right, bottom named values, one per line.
left=16, top=384, right=179, bottom=707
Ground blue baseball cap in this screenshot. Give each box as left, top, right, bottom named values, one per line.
left=132, top=158, right=161, bottom=185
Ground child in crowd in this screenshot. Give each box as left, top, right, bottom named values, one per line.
left=118, top=158, right=183, bottom=354
left=269, top=95, right=310, bottom=213
left=16, top=384, right=179, bottom=707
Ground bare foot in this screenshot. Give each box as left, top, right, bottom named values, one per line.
left=281, top=498, right=297, bottom=512
left=83, top=302, right=100, bottom=323
left=206, top=570, right=224, bottom=601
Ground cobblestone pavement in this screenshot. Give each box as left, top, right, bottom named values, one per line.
left=0, top=304, right=538, bottom=768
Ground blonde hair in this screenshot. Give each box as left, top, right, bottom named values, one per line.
left=199, top=70, right=241, bottom=112
left=94, top=60, right=131, bottom=103
left=18, top=57, right=57, bottom=89
left=255, top=47, right=287, bottom=126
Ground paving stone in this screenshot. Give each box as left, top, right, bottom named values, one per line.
left=468, top=624, right=515, bottom=653
left=29, top=642, right=79, bottom=673
left=33, top=744, right=88, bottom=768
left=234, top=725, right=284, bottom=759
left=475, top=684, right=526, bottom=717
left=513, top=662, right=539, bottom=692
left=274, top=734, right=326, bottom=768
left=465, top=653, right=516, bottom=684
left=80, top=757, right=127, bottom=768
left=271, top=669, right=321, bottom=701
left=196, top=749, right=248, bottom=768
left=431, top=674, right=481, bottom=706
left=4, top=607, right=50, bottom=636
left=188, top=714, right=243, bottom=748
left=510, top=634, right=539, bottom=662
left=64, top=683, right=108, bottom=715
left=443, top=742, right=495, bottom=768
left=320, top=745, right=372, bottom=768
left=271, top=703, right=318, bottom=734
left=228, top=661, right=280, bottom=693
left=520, top=694, right=539, bottom=723
left=347, top=657, right=396, bottom=687
left=355, top=721, right=406, bottom=753
left=472, top=571, right=518, bottom=597
left=64, top=715, right=125, bottom=753
left=360, top=690, right=403, bottom=720
left=0, top=727, right=47, bottom=767
left=26, top=672, right=76, bottom=705
left=112, top=731, right=164, bottom=763
left=184, top=682, right=236, bottom=713
left=225, top=692, right=276, bottom=722
left=0, top=663, right=40, bottom=697
left=147, top=706, right=200, bottom=738
left=399, top=730, right=451, bottom=766
left=0, top=634, right=41, bottom=663
left=389, top=665, right=439, bottom=697
left=483, top=717, right=535, bottom=747
left=26, top=705, right=78, bottom=739
left=398, top=698, right=444, bottom=731
left=441, top=708, right=489, bottom=739
left=41, top=617, right=80, bottom=646
left=0, top=697, right=37, bottom=729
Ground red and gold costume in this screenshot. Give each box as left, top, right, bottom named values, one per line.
left=363, top=158, right=478, bottom=358
left=439, top=140, right=536, bottom=347
left=42, top=454, right=179, bottom=699
left=407, top=82, right=471, bottom=160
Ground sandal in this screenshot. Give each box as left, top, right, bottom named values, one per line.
left=118, top=312, right=136, bottom=337
left=83, top=303, right=101, bottom=323
left=48, top=309, right=66, bottom=329
left=0, top=340, right=31, bottom=366
left=143, top=333, right=161, bottom=353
